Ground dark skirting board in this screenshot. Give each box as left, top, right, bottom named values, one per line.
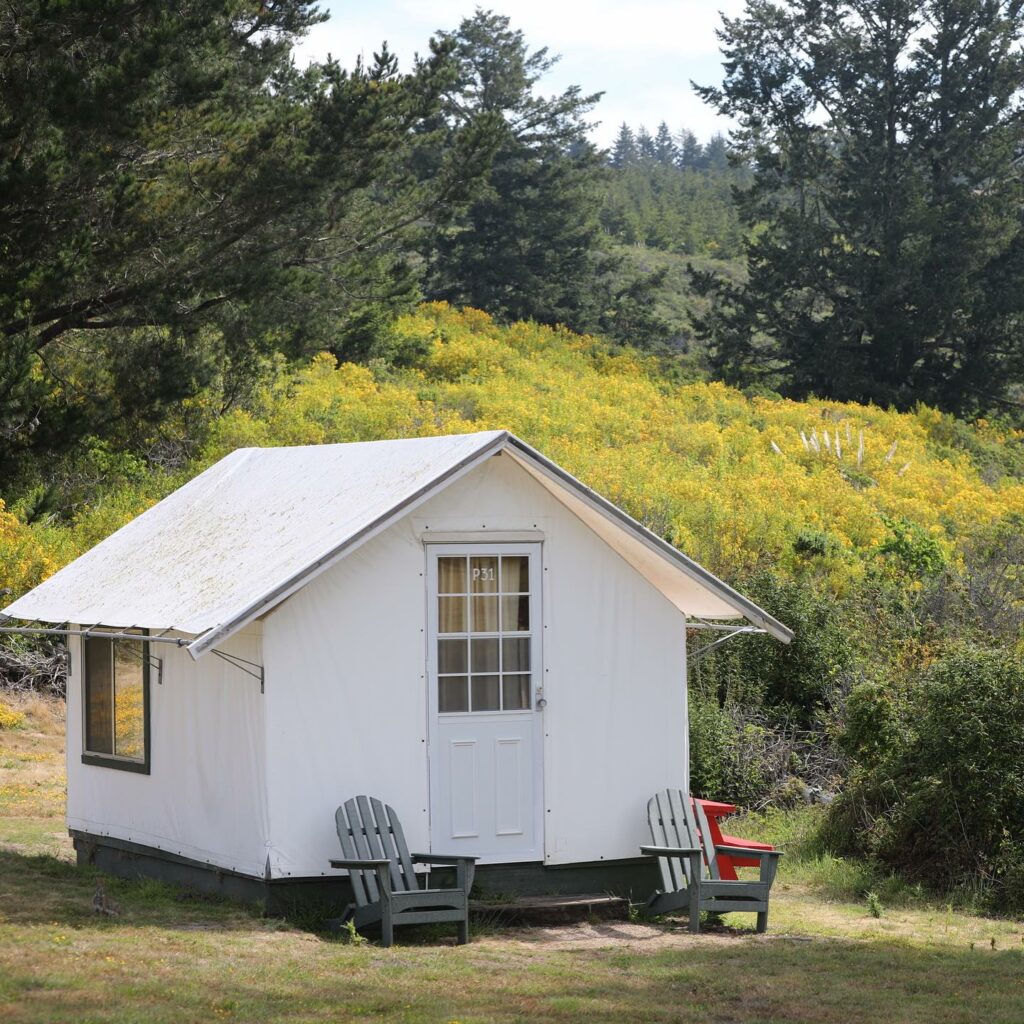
left=71, top=830, right=661, bottom=917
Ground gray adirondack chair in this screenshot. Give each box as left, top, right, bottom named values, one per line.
left=640, top=789, right=782, bottom=933
left=329, top=796, right=478, bottom=947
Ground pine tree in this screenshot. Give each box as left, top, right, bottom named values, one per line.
left=0, top=1, right=496, bottom=478
left=691, top=0, right=1024, bottom=414
left=635, top=125, right=655, bottom=161
left=675, top=128, right=703, bottom=169
left=653, top=122, right=678, bottom=165
left=700, top=134, right=729, bottom=171
left=422, top=10, right=607, bottom=328
left=611, top=123, right=638, bottom=168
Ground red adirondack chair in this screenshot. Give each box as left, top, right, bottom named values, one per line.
left=692, top=798, right=775, bottom=880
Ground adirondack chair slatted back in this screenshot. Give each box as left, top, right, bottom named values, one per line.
left=336, top=797, right=419, bottom=905
left=647, top=789, right=705, bottom=890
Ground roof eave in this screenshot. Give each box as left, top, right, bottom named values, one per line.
left=502, top=435, right=795, bottom=644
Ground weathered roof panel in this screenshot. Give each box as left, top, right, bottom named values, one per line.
left=2, top=432, right=506, bottom=637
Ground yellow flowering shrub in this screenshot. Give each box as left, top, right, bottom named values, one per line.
left=0, top=697, right=25, bottom=730
left=202, top=303, right=1021, bottom=592
left=4, top=303, right=1023, bottom=602
left=0, top=499, right=62, bottom=597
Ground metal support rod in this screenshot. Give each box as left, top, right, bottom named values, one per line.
left=0, top=624, right=191, bottom=646
left=691, top=627, right=764, bottom=662
left=0, top=620, right=262, bottom=691
left=210, top=648, right=265, bottom=693
left=116, top=643, right=165, bottom=685
left=687, top=618, right=769, bottom=633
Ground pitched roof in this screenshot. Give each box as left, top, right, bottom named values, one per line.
left=2, top=431, right=792, bottom=655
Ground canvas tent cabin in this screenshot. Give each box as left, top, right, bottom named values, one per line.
left=0, top=431, right=791, bottom=907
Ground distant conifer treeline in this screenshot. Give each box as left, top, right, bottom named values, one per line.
left=600, top=122, right=747, bottom=258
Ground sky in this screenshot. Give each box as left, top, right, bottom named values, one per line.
left=293, top=1, right=745, bottom=149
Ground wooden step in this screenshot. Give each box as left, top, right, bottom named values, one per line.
left=470, top=893, right=630, bottom=926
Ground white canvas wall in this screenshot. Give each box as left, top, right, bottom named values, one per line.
left=262, top=526, right=433, bottom=878
left=262, top=451, right=688, bottom=877
left=66, top=627, right=268, bottom=877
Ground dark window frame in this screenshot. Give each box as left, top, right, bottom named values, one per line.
left=81, top=629, right=151, bottom=775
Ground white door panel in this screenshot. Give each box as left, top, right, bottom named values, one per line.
left=448, top=739, right=479, bottom=838
left=427, top=544, right=543, bottom=862
left=494, top=736, right=524, bottom=836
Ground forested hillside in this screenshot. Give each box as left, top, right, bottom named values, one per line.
left=602, top=123, right=747, bottom=259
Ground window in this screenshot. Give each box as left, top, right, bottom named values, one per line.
left=437, top=554, right=532, bottom=714
left=82, top=630, right=150, bottom=773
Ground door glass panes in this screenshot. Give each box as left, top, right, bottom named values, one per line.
left=501, top=555, right=529, bottom=592
left=501, top=595, right=529, bottom=631
left=471, top=595, right=499, bottom=632
left=471, top=637, right=499, bottom=673
left=438, top=639, right=468, bottom=674
left=438, top=596, right=466, bottom=633
left=502, top=637, right=530, bottom=672
left=471, top=675, right=500, bottom=711
left=503, top=676, right=531, bottom=710
left=437, top=553, right=534, bottom=713
left=470, top=556, right=499, bottom=592
left=438, top=557, right=467, bottom=594
left=439, top=676, right=469, bottom=713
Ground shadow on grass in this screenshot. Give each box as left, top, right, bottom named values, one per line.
left=0, top=848, right=257, bottom=931
left=0, top=848, right=473, bottom=947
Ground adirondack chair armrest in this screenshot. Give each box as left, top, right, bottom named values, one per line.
left=640, top=845, right=702, bottom=857
left=411, top=853, right=478, bottom=892
left=714, top=846, right=783, bottom=885
left=329, top=857, right=393, bottom=898
left=410, top=853, right=480, bottom=864
left=714, top=845, right=783, bottom=859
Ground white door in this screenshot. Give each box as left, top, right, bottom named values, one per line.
left=427, top=544, right=544, bottom=863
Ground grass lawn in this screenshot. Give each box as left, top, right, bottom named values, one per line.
left=1, top=697, right=1022, bottom=1023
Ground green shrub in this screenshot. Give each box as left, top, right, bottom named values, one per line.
left=838, top=680, right=909, bottom=770
left=688, top=693, right=778, bottom=806
left=693, top=571, right=855, bottom=724
left=876, top=516, right=946, bottom=577
left=827, top=644, right=1024, bottom=909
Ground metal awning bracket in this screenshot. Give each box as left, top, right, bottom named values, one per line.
left=0, top=621, right=189, bottom=647
left=210, top=648, right=265, bottom=693
left=687, top=617, right=767, bottom=662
